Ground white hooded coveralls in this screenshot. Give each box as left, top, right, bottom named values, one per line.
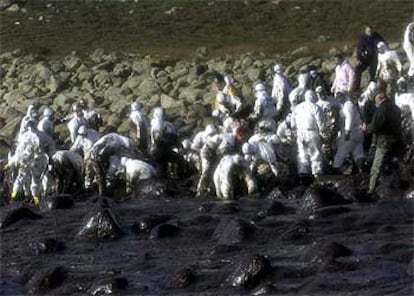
left=289, top=73, right=309, bottom=112
left=291, top=92, right=325, bottom=175
left=213, top=154, right=256, bottom=200
left=11, top=128, right=48, bottom=198
left=333, top=99, right=364, bottom=169
left=403, top=22, right=414, bottom=77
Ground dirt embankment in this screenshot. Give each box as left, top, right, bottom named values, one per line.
left=1, top=0, right=412, bottom=57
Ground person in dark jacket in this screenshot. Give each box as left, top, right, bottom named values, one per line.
left=354, top=26, right=386, bottom=90
left=308, top=66, right=329, bottom=94
left=368, top=91, right=402, bottom=194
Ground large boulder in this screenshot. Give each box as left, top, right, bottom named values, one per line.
left=26, top=266, right=68, bottom=294
left=290, top=56, right=314, bottom=70
left=170, top=66, right=189, bottom=81
left=131, top=214, right=172, bottom=234
left=299, top=185, right=350, bottom=217
left=0, top=206, right=42, bottom=229
left=89, top=277, right=128, bottom=295
left=77, top=206, right=123, bottom=241
left=170, top=268, right=194, bottom=289
left=160, top=94, right=185, bottom=110
left=63, top=55, right=81, bottom=71
left=39, top=194, right=75, bottom=212
left=149, top=223, right=180, bottom=239
left=246, top=67, right=265, bottom=82
left=30, top=238, right=65, bottom=255
left=136, top=78, right=161, bottom=97
left=122, top=75, right=143, bottom=90
left=227, top=254, right=272, bottom=289
left=0, top=115, right=21, bottom=139
left=178, top=87, right=205, bottom=103
left=211, top=217, right=252, bottom=245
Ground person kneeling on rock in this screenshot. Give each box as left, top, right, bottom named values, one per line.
left=86, top=133, right=135, bottom=195
left=213, top=154, right=256, bottom=200
left=242, top=141, right=280, bottom=178
left=197, top=131, right=236, bottom=197
left=107, top=156, right=157, bottom=194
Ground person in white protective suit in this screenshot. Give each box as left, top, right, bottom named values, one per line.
left=252, top=83, right=277, bottom=121
left=197, top=132, right=236, bottom=196
left=212, top=74, right=243, bottom=119
left=276, top=113, right=294, bottom=144
left=291, top=90, right=325, bottom=177
left=242, top=141, right=280, bottom=178
left=130, top=101, right=149, bottom=153
left=43, top=150, right=84, bottom=195
left=248, top=119, right=277, bottom=143
left=213, top=154, right=256, bottom=200
left=359, top=81, right=378, bottom=109
left=223, top=75, right=237, bottom=97
left=67, top=104, right=89, bottom=143
left=395, top=77, right=414, bottom=142
left=376, top=41, right=402, bottom=98
left=213, top=91, right=243, bottom=120
left=403, top=22, right=414, bottom=78
left=107, top=156, right=157, bottom=194
left=271, top=64, right=291, bottom=122
left=191, top=125, right=217, bottom=152
left=70, top=125, right=101, bottom=159
left=150, top=107, right=177, bottom=153
left=9, top=119, right=48, bottom=205
left=86, top=133, right=134, bottom=194
left=79, top=98, right=103, bottom=130
left=332, top=92, right=365, bottom=173
left=18, top=105, right=38, bottom=143
left=37, top=107, right=54, bottom=137
left=395, top=77, right=414, bottom=113
left=190, top=125, right=217, bottom=171
left=289, top=73, right=309, bottom=112
left=315, top=86, right=341, bottom=166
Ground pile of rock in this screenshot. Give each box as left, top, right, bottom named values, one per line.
left=0, top=45, right=409, bottom=156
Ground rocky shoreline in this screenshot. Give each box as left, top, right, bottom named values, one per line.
left=0, top=44, right=410, bottom=155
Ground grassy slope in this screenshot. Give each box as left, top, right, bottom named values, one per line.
left=0, top=0, right=412, bottom=57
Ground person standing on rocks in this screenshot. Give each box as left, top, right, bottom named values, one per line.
left=17, top=105, right=38, bottom=143
left=403, top=22, right=414, bottom=78
left=212, top=74, right=242, bottom=120
left=315, top=86, right=340, bottom=168
left=375, top=41, right=402, bottom=100
left=251, top=83, right=277, bottom=123
left=79, top=99, right=103, bottom=131
left=291, top=90, right=325, bottom=179
left=289, top=73, right=309, bottom=112
left=37, top=107, right=54, bottom=137
left=189, top=125, right=218, bottom=171
left=308, top=66, right=329, bottom=94
left=129, top=102, right=149, bottom=154
left=271, top=64, right=291, bottom=122
left=332, top=91, right=365, bottom=174
left=67, top=104, right=89, bottom=143
left=9, top=119, right=48, bottom=205
left=368, top=91, right=403, bottom=194
left=354, top=25, right=386, bottom=90
left=331, top=53, right=355, bottom=100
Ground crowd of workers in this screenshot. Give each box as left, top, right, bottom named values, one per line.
left=2, top=24, right=414, bottom=205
